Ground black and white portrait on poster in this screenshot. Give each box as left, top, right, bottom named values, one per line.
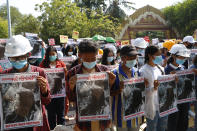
left=176, top=69, right=196, bottom=104
left=189, top=49, right=197, bottom=67
left=76, top=72, right=111, bottom=121
left=123, top=77, right=145, bottom=120
left=158, top=75, right=178, bottom=117
left=60, top=57, right=76, bottom=69
left=0, top=39, right=7, bottom=60
left=27, top=37, right=42, bottom=58
left=45, top=68, right=66, bottom=98
left=0, top=72, right=43, bottom=130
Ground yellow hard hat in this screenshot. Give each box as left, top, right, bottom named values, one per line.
left=99, top=49, right=103, bottom=55
left=163, top=40, right=176, bottom=51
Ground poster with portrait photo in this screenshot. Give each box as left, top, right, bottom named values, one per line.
left=176, top=69, right=196, bottom=104
left=137, top=56, right=145, bottom=69
left=0, top=60, right=12, bottom=71
left=188, top=49, right=197, bottom=67
left=27, top=37, right=42, bottom=58
left=76, top=72, right=111, bottom=121
left=60, top=57, right=76, bottom=69
left=158, top=75, right=178, bottom=117
left=45, top=68, right=66, bottom=98
left=0, top=39, right=7, bottom=60
left=123, top=77, right=145, bottom=120
left=0, top=72, right=43, bottom=130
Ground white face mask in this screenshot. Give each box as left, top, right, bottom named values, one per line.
left=68, top=52, right=73, bottom=56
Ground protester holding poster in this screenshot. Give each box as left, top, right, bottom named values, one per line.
left=2, top=35, right=51, bottom=131
left=165, top=44, right=191, bottom=131
left=139, top=45, right=167, bottom=131
left=111, top=45, right=142, bottom=131
left=101, top=48, right=118, bottom=71
left=67, top=40, right=116, bottom=131
left=39, top=46, right=67, bottom=130
left=61, top=45, right=77, bottom=59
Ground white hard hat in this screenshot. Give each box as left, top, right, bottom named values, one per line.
left=169, top=44, right=190, bottom=57
left=183, top=36, right=196, bottom=44
left=158, top=42, right=163, bottom=49
left=133, top=38, right=148, bottom=49
left=105, top=44, right=117, bottom=55
left=4, top=35, right=33, bottom=57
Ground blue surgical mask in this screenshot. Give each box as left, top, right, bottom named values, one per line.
left=138, top=49, right=145, bottom=55
left=107, top=57, right=114, bottom=62
left=68, top=52, right=73, bottom=56
left=176, top=58, right=185, bottom=65
left=125, top=59, right=137, bottom=68
left=153, top=56, right=163, bottom=65
left=10, top=60, right=27, bottom=69
left=83, top=61, right=97, bottom=69
left=49, top=55, right=57, bottom=62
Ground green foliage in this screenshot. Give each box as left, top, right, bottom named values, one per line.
left=14, top=15, right=41, bottom=35
left=0, top=17, right=8, bottom=38
left=163, top=0, right=197, bottom=37
left=36, top=0, right=119, bottom=44
left=0, top=5, right=23, bottom=26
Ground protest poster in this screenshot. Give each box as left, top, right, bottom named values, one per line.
left=60, top=35, right=68, bottom=43
left=189, top=49, right=197, bottom=66
left=158, top=75, right=178, bottom=117
left=0, top=60, right=12, bottom=71
left=76, top=72, right=111, bottom=121
left=0, top=39, right=6, bottom=60
left=48, top=38, right=55, bottom=46
left=0, top=72, right=43, bottom=130
left=121, top=40, right=130, bottom=46
left=27, top=37, right=42, bottom=58
left=45, top=68, right=66, bottom=98
left=72, top=31, right=79, bottom=40
left=176, top=69, right=196, bottom=104
left=60, top=57, right=76, bottom=69
left=122, top=77, right=145, bottom=120
left=137, top=56, right=145, bottom=69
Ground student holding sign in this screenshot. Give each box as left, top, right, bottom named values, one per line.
left=39, top=46, right=67, bottom=130
left=67, top=40, right=116, bottom=131
left=2, top=35, right=51, bottom=131
left=139, top=45, right=167, bottom=131
left=111, top=45, right=142, bottom=131
left=165, top=44, right=191, bottom=131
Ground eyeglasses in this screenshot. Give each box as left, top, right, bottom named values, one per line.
left=9, top=56, right=27, bottom=62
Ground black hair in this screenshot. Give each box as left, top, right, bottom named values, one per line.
left=120, top=45, right=137, bottom=57
left=42, top=46, right=59, bottom=68
left=62, top=45, right=75, bottom=56
left=101, top=48, right=115, bottom=65
left=144, top=45, right=159, bottom=63
left=78, top=40, right=99, bottom=53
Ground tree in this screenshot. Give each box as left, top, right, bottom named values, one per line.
left=14, top=15, right=41, bottom=35
left=0, top=5, right=23, bottom=26
left=163, top=0, right=197, bottom=37
left=35, top=0, right=118, bottom=44
left=105, top=0, right=135, bottom=21
left=0, top=17, right=8, bottom=38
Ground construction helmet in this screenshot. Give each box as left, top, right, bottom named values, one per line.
left=169, top=44, right=190, bottom=57
left=133, top=38, right=148, bottom=49
left=4, top=35, right=33, bottom=57
left=163, top=40, right=175, bottom=51
left=183, top=36, right=196, bottom=43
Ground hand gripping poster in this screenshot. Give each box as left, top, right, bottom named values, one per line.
left=0, top=72, right=43, bottom=130
left=122, top=77, right=145, bottom=120
left=176, top=69, right=196, bottom=104
left=76, top=72, right=111, bottom=121
left=158, top=75, right=178, bottom=117
left=45, top=68, right=66, bottom=98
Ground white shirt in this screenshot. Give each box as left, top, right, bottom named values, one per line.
left=140, top=64, right=164, bottom=118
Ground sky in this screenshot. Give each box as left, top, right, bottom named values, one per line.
left=0, top=0, right=183, bottom=17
